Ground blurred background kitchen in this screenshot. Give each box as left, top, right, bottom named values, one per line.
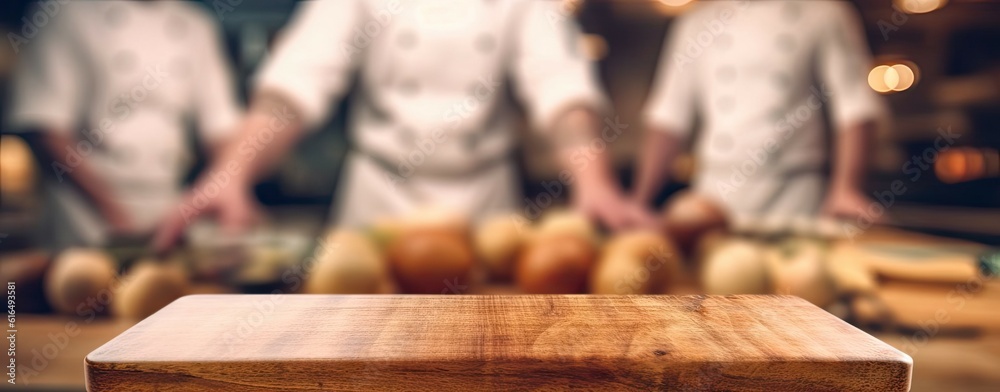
left=1, top=0, right=999, bottom=391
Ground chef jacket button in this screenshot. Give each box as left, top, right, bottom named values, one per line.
left=782, top=3, right=802, bottom=22
left=169, top=58, right=191, bottom=79
left=844, top=68, right=863, bottom=86
left=468, top=83, right=492, bottom=101
left=775, top=33, right=795, bottom=53
left=398, top=79, right=420, bottom=96
left=712, top=133, right=734, bottom=153
left=715, top=33, right=733, bottom=51
left=397, top=30, right=418, bottom=49
left=715, top=66, right=737, bottom=84
left=772, top=72, right=791, bottom=90
left=397, top=127, right=416, bottom=146
left=113, top=50, right=138, bottom=74
left=112, top=148, right=134, bottom=165
left=104, top=5, right=128, bottom=27
left=159, top=153, right=176, bottom=170
left=716, top=96, right=735, bottom=113
left=770, top=108, right=786, bottom=121
left=464, top=132, right=480, bottom=152
left=165, top=14, right=189, bottom=40
left=475, top=33, right=496, bottom=54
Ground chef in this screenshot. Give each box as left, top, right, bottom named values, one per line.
left=632, top=0, right=887, bottom=223
left=7, top=1, right=242, bottom=251
left=153, top=0, right=652, bottom=250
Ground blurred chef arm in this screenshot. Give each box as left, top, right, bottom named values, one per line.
left=193, top=15, right=245, bottom=155
left=6, top=10, right=133, bottom=233
left=512, top=1, right=657, bottom=230
left=633, top=130, right=682, bottom=205
left=633, top=16, right=698, bottom=206
left=153, top=0, right=361, bottom=251
left=154, top=96, right=303, bottom=250
left=816, top=3, right=888, bottom=221
left=825, top=120, right=878, bottom=219
left=551, top=107, right=660, bottom=230
left=30, top=133, right=134, bottom=233
left=200, top=95, right=306, bottom=189
left=204, top=0, right=363, bottom=179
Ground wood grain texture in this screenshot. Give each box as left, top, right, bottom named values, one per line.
left=86, top=295, right=911, bottom=391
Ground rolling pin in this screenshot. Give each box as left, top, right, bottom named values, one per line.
left=837, top=243, right=998, bottom=285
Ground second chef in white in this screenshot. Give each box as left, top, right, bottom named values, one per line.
left=154, top=0, right=654, bottom=250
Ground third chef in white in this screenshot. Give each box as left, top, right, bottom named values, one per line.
left=632, top=0, right=888, bottom=224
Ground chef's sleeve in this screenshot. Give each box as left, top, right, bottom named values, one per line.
left=253, top=0, right=363, bottom=129
left=6, top=9, right=83, bottom=135
left=817, top=3, right=886, bottom=131
left=641, top=16, right=698, bottom=140
left=194, top=15, right=243, bottom=144
left=510, top=1, right=608, bottom=132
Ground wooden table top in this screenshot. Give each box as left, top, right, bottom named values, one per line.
left=86, top=295, right=911, bottom=391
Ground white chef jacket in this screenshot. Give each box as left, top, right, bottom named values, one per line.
left=7, top=1, right=242, bottom=250
left=643, top=1, right=885, bottom=219
left=255, top=0, right=606, bottom=227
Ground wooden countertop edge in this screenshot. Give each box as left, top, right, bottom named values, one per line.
left=84, top=357, right=913, bottom=392
left=83, top=294, right=913, bottom=392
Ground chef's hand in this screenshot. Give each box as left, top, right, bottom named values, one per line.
left=573, top=182, right=661, bottom=232
left=821, top=187, right=882, bottom=224
left=152, top=179, right=262, bottom=253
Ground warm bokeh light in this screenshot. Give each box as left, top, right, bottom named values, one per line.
left=869, top=62, right=919, bottom=93
left=0, top=135, right=37, bottom=195
left=963, top=147, right=986, bottom=180
left=659, top=0, right=695, bottom=6
left=653, top=0, right=696, bottom=15
left=935, top=148, right=968, bottom=184
left=936, top=148, right=993, bottom=183
left=579, top=34, right=609, bottom=61
left=4, top=0, right=1000, bottom=390
left=894, top=0, right=948, bottom=14
left=560, top=0, right=584, bottom=16
left=884, top=66, right=901, bottom=90
left=890, top=64, right=916, bottom=91
left=671, top=153, right=696, bottom=184
left=984, top=148, right=1000, bottom=178
left=868, top=65, right=892, bottom=93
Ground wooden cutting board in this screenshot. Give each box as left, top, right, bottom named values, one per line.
left=86, top=295, right=911, bottom=391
